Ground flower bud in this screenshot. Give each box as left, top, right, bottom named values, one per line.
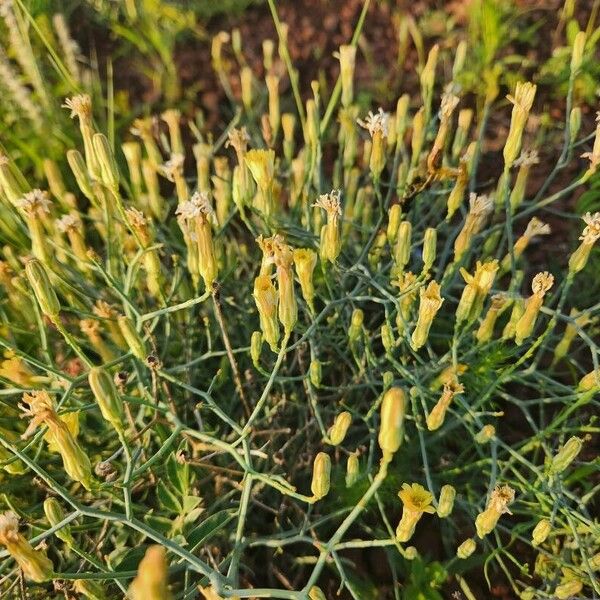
left=128, top=545, right=172, bottom=600
left=348, top=308, right=364, bottom=345
left=570, top=31, right=586, bottom=74
left=67, top=149, right=94, bottom=201
left=73, top=580, right=108, bottom=600
left=339, top=45, right=356, bottom=108
left=309, top=359, right=322, bottom=388
left=378, top=387, right=406, bottom=456
left=549, top=436, right=582, bottom=475
left=532, top=519, right=551, bottom=546
left=394, top=221, right=412, bottom=271
left=456, top=538, right=476, bottom=559
left=309, top=587, right=326, bottom=600
left=578, top=369, right=600, bottom=392
left=437, top=484, right=456, bottom=518
left=555, top=579, right=583, bottom=600
left=25, top=259, right=60, bottom=318
left=282, top=113, right=296, bottom=163
left=0, top=512, right=54, bottom=582
left=569, top=106, right=581, bottom=144
left=254, top=274, right=279, bottom=352
left=250, top=331, right=262, bottom=366
left=411, top=281, right=443, bottom=351
left=387, top=204, right=402, bottom=245
left=117, top=316, right=147, bottom=360
left=93, top=133, right=119, bottom=191
left=346, top=452, right=359, bottom=487
left=266, top=74, right=281, bottom=140
left=422, top=227, right=437, bottom=273
left=88, top=367, right=124, bottom=432
left=474, top=424, right=496, bottom=444
left=240, top=66, right=253, bottom=111
left=311, top=452, right=331, bottom=500
left=293, top=248, right=317, bottom=314
left=328, top=411, right=352, bottom=445
left=43, top=498, right=73, bottom=545
left=381, top=323, right=395, bottom=353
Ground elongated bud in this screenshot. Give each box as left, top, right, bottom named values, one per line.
left=381, top=323, right=395, bottom=353
left=346, top=452, right=359, bottom=487
left=309, top=359, right=322, bottom=387
left=503, top=82, right=536, bottom=169
left=549, top=436, right=582, bottom=475
left=266, top=74, right=281, bottom=140
left=387, top=204, right=402, bottom=245
left=328, top=411, right=352, bottom=445
left=129, top=545, right=172, bottom=600
left=555, top=580, right=583, bottom=600
left=43, top=498, right=73, bottom=545
left=394, top=221, right=412, bottom=271
left=117, top=316, right=147, bottom=360
left=93, top=133, right=119, bottom=191
left=378, top=387, right=406, bottom=456
left=437, top=484, right=456, bottom=518
left=293, top=248, right=317, bottom=313
left=422, top=227, right=437, bottom=273
left=339, top=45, right=356, bottom=107
left=282, top=113, right=296, bottom=163
left=254, top=274, right=279, bottom=352
left=569, top=106, right=581, bottom=144
left=532, top=519, right=551, bottom=546
left=578, top=369, right=600, bottom=392
left=348, top=308, right=364, bottom=345
left=88, top=367, right=124, bottom=432
left=515, top=272, right=554, bottom=345
left=250, top=331, right=262, bottom=366
left=25, top=259, right=60, bottom=318
left=240, top=66, right=253, bottom=111
left=67, top=149, right=94, bottom=200
left=411, top=281, right=443, bottom=351
left=456, top=538, right=476, bottom=559
left=383, top=371, right=394, bottom=390
left=570, top=31, right=586, bottom=74
left=311, top=452, right=331, bottom=500
left=0, top=512, right=54, bottom=582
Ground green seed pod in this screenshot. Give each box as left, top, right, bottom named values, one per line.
left=43, top=498, right=74, bottom=545
left=378, top=387, right=406, bottom=456
left=92, top=133, right=119, bottom=191
left=345, top=452, right=359, bottom=487
left=381, top=323, right=395, bottom=353
left=437, top=484, right=456, bottom=518
left=250, top=331, right=262, bottom=366
left=311, top=452, right=331, bottom=500
left=117, top=316, right=147, bottom=361
left=25, top=259, right=60, bottom=318
left=549, top=436, right=582, bottom=475
left=328, top=411, right=352, bottom=446
left=309, top=359, right=322, bottom=388
left=88, top=367, right=124, bottom=432
left=456, top=538, right=476, bottom=559
left=422, top=227, right=437, bottom=273
left=532, top=519, right=551, bottom=546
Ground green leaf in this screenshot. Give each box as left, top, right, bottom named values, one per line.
left=157, top=480, right=182, bottom=513
left=186, top=509, right=235, bottom=550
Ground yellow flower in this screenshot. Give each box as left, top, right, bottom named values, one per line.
left=129, top=545, right=172, bottom=600
left=411, top=280, right=444, bottom=350
left=313, top=190, right=342, bottom=263
left=396, top=483, right=435, bottom=542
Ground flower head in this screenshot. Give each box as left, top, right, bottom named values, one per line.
left=130, top=117, right=155, bottom=139
left=439, top=92, right=460, bottom=120
left=312, top=189, right=342, bottom=218
left=226, top=127, right=250, bottom=155
left=56, top=213, right=81, bottom=233
left=160, top=153, right=185, bottom=182
left=62, top=94, right=92, bottom=119
left=523, top=217, right=551, bottom=240
left=398, top=483, right=435, bottom=514
left=357, top=108, right=390, bottom=138
left=514, top=149, right=539, bottom=168
left=18, top=189, right=51, bottom=217
left=19, top=391, right=56, bottom=439
left=468, top=193, right=494, bottom=217
left=531, top=272, right=554, bottom=297
left=487, top=484, right=515, bottom=515
left=176, top=191, right=215, bottom=222
left=579, top=211, right=600, bottom=244
left=506, top=82, right=536, bottom=114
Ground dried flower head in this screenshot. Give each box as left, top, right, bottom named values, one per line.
left=0, top=512, right=19, bottom=544
left=93, top=300, right=117, bottom=319
left=357, top=108, right=390, bottom=137
left=56, top=213, right=81, bottom=233
left=579, top=211, right=600, bottom=244
left=175, top=191, right=215, bottom=222
left=62, top=94, right=92, bottom=119
left=468, top=193, right=494, bottom=217
left=439, top=92, right=460, bottom=120
left=160, top=153, right=185, bottom=182
left=506, top=82, right=536, bottom=114
left=488, top=484, right=516, bottom=515
left=19, top=390, right=55, bottom=439
left=130, top=117, right=155, bottom=138
left=531, top=272, right=554, bottom=297
left=523, top=217, right=551, bottom=239
left=18, top=190, right=51, bottom=217
left=312, top=189, right=342, bottom=219
left=226, top=127, right=251, bottom=155
left=514, top=149, right=539, bottom=168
